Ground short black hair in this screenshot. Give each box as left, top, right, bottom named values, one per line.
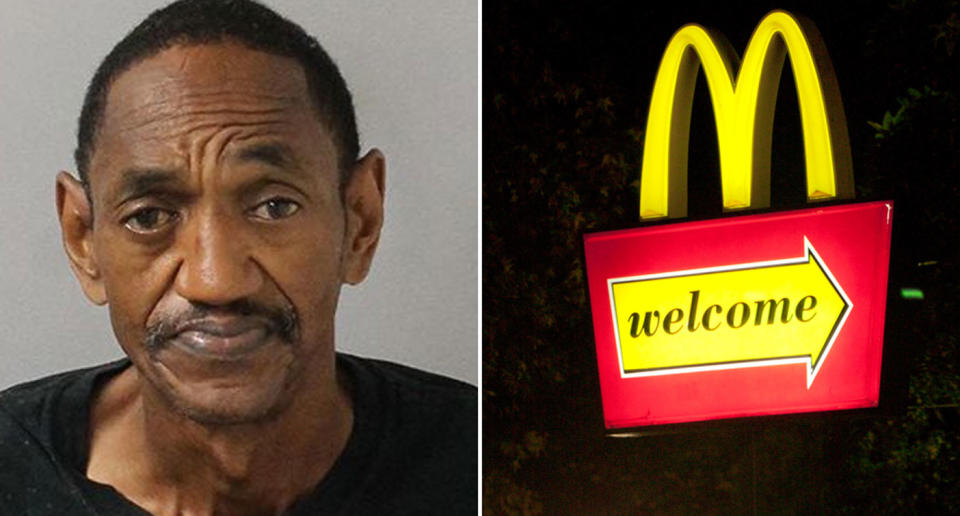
left=75, top=0, right=359, bottom=188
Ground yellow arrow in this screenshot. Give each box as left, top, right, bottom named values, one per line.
left=608, top=238, right=850, bottom=387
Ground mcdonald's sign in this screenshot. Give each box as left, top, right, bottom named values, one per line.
left=583, top=12, right=893, bottom=429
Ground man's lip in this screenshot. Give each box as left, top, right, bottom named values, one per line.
left=173, top=317, right=268, bottom=338
left=166, top=318, right=272, bottom=358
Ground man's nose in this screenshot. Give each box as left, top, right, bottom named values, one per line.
left=173, top=207, right=263, bottom=305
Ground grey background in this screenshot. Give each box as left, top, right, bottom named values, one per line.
left=0, top=1, right=477, bottom=387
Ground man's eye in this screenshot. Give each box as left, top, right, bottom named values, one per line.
left=123, top=208, right=176, bottom=233
left=251, top=198, right=301, bottom=220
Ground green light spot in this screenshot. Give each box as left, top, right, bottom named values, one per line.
left=900, top=288, right=924, bottom=300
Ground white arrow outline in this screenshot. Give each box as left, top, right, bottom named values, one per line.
left=606, top=237, right=852, bottom=388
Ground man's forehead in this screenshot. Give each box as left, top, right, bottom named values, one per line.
left=83, top=40, right=342, bottom=195
left=101, top=41, right=314, bottom=133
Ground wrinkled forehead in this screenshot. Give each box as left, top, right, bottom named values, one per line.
left=100, top=41, right=315, bottom=141
left=85, top=41, right=339, bottom=198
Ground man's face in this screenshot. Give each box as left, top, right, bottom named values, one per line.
left=65, top=42, right=379, bottom=424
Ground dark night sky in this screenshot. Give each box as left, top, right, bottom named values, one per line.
left=485, top=0, right=953, bottom=199
left=486, top=0, right=959, bottom=278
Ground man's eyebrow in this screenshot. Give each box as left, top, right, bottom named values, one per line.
left=232, top=142, right=297, bottom=169
left=109, top=168, right=182, bottom=205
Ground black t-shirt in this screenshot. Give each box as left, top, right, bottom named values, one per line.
left=0, top=354, right=477, bottom=515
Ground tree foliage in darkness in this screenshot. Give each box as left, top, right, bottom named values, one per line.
left=484, top=1, right=960, bottom=513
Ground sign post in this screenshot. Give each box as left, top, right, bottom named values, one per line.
left=583, top=11, right=893, bottom=429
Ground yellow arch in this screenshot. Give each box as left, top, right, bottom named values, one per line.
left=639, top=10, right=854, bottom=219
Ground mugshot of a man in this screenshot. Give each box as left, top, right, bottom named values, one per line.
left=0, top=1, right=477, bottom=514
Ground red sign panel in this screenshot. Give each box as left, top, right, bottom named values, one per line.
left=583, top=202, right=893, bottom=428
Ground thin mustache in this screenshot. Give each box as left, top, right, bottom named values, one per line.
left=145, top=301, right=298, bottom=352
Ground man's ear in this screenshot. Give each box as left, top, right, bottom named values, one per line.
left=341, top=149, right=386, bottom=285
left=56, top=172, right=107, bottom=305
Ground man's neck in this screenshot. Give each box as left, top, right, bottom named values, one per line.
left=86, top=361, right=353, bottom=516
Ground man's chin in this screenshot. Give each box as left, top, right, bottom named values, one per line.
left=161, top=385, right=290, bottom=426
left=143, top=340, right=298, bottom=426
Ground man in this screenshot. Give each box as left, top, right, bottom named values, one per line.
left=0, top=0, right=477, bottom=514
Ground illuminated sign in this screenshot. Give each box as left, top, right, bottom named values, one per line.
left=584, top=203, right=892, bottom=428
left=640, top=10, right=854, bottom=219
left=610, top=237, right=849, bottom=388
left=583, top=11, right=893, bottom=428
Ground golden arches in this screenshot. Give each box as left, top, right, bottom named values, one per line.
left=639, top=11, right=854, bottom=219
